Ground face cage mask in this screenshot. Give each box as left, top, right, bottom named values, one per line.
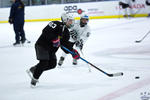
left=80, top=18, right=89, bottom=27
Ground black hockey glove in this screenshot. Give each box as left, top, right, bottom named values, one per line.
left=8, top=18, right=13, bottom=24
left=72, top=49, right=80, bottom=59
left=75, top=39, right=83, bottom=50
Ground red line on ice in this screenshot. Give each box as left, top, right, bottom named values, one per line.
left=97, top=77, right=150, bottom=100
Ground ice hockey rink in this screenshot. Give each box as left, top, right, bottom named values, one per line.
left=0, top=17, right=150, bottom=100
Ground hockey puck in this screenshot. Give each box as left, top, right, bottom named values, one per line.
left=121, top=72, right=123, bottom=76
left=135, top=76, right=140, bottom=79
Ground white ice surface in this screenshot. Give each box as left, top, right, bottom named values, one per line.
left=0, top=18, right=150, bottom=100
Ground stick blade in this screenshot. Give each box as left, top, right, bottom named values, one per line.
left=135, top=40, right=141, bottom=43
left=108, top=72, right=123, bottom=77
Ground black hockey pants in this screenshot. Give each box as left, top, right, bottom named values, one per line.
left=33, top=60, right=56, bottom=79
left=33, top=44, right=57, bottom=79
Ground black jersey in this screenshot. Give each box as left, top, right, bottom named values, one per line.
left=36, top=21, right=72, bottom=52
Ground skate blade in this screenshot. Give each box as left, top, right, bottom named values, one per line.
left=30, top=84, right=36, bottom=88
left=26, top=69, right=33, bottom=79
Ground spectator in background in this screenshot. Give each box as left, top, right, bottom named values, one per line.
left=119, top=0, right=130, bottom=17
left=9, top=0, right=26, bottom=46
left=118, top=0, right=136, bottom=18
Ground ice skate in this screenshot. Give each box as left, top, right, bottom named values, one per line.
left=58, top=56, right=65, bottom=66
left=31, top=77, right=38, bottom=87
left=21, top=39, right=26, bottom=44
left=26, top=67, right=38, bottom=87
left=73, top=59, right=77, bottom=65
left=13, top=42, right=20, bottom=46
left=21, top=39, right=31, bottom=44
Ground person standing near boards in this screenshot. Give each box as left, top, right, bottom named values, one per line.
left=9, top=0, right=26, bottom=46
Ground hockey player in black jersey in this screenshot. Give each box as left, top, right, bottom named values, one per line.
left=26, top=13, right=80, bottom=87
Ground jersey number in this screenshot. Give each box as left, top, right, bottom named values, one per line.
left=48, top=22, right=57, bottom=29
left=70, top=30, right=78, bottom=40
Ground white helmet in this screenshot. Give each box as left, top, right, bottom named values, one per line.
left=61, top=13, right=74, bottom=23
left=61, top=13, right=74, bottom=28
left=81, top=14, right=89, bottom=20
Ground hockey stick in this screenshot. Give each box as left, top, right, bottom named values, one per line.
left=78, top=48, right=91, bottom=72
left=135, top=30, right=150, bottom=43
left=62, top=46, right=123, bottom=77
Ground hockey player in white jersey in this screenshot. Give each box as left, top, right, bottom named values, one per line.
left=119, top=0, right=135, bottom=17
left=58, top=14, right=91, bottom=66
